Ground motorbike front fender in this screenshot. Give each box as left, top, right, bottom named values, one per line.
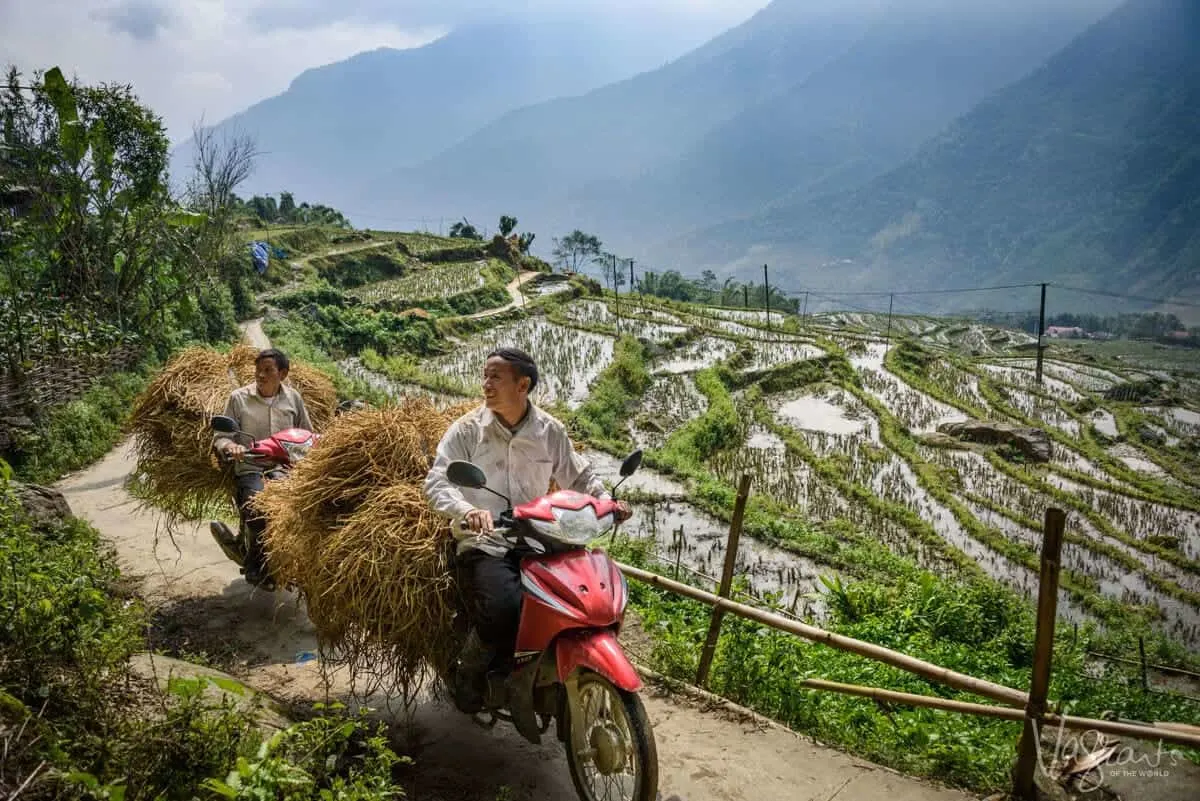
left=555, top=629, right=641, bottom=692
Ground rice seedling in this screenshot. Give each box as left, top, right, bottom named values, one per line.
left=1140, top=405, right=1200, bottom=439
left=422, top=318, right=614, bottom=407
left=1045, top=473, right=1200, bottom=561
left=923, top=444, right=1200, bottom=622
left=652, top=336, right=739, bottom=374
left=338, top=356, right=465, bottom=407
left=740, top=340, right=826, bottom=371
left=631, top=373, right=709, bottom=449
left=850, top=343, right=968, bottom=432
left=350, top=261, right=486, bottom=302
left=625, top=497, right=831, bottom=616
left=1043, top=362, right=1122, bottom=392
left=978, top=363, right=1084, bottom=403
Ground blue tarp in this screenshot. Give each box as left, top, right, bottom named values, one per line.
left=250, top=241, right=269, bottom=274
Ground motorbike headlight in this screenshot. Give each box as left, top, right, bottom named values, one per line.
left=542, top=506, right=612, bottom=546
left=281, top=440, right=312, bottom=461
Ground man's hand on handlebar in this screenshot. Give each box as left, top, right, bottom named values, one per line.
left=465, top=508, right=494, bottom=533
left=614, top=500, right=632, bottom=523
left=224, top=443, right=248, bottom=462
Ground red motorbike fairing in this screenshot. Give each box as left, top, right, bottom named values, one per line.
left=555, top=629, right=642, bottom=692
left=246, top=428, right=317, bottom=465
left=516, top=549, right=627, bottom=647
left=272, top=428, right=316, bottom=445
left=514, top=490, right=621, bottom=523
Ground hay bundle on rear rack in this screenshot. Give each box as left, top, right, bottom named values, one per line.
left=256, top=397, right=477, bottom=701
left=128, top=344, right=337, bottom=527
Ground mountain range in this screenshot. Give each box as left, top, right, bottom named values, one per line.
left=170, top=15, right=728, bottom=209
left=182, top=0, right=1200, bottom=311
left=675, top=0, right=1200, bottom=305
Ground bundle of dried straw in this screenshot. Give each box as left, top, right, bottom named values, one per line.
left=256, top=397, right=477, bottom=696
left=129, top=344, right=337, bottom=524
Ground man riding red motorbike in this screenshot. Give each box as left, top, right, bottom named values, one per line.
left=211, top=348, right=313, bottom=589
left=424, top=347, right=632, bottom=709
left=425, top=348, right=658, bottom=801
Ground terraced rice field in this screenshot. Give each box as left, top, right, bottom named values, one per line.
left=439, top=296, right=1200, bottom=648
left=423, top=319, right=614, bottom=407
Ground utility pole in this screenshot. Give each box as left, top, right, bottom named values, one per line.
left=763, top=264, right=772, bottom=331
left=1035, top=283, right=1048, bottom=385
left=743, top=285, right=749, bottom=308
left=885, top=293, right=895, bottom=354
left=612, top=253, right=621, bottom=335
left=801, top=291, right=809, bottom=331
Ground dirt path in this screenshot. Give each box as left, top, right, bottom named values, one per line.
left=52, top=323, right=975, bottom=800
left=240, top=319, right=271, bottom=350
left=55, top=441, right=974, bottom=801
left=462, top=271, right=541, bottom=320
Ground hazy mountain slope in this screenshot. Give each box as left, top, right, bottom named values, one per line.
left=583, top=3, right=1114, bottom=241
left=357, top=0, right=881, bottom=229
left=170, top=17, right=717, bottom=208
left=675, top=0, right=1200, bottom=303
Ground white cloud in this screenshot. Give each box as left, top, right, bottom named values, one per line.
left=0, top=1, right=444, bottom=143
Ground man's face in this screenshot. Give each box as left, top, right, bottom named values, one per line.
left=255, top=357, right=286, bottom=397
left=482, top=356, right=527, bottom=409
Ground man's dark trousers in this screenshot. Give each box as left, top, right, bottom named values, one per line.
left=457, top=549, right=524, bottom=668
left=235, top=472, right=268, bottom=578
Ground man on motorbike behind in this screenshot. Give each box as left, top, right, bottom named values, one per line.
left=212, top=347, right=312, bottom=588
left=424, top=347, right=631, bottom=711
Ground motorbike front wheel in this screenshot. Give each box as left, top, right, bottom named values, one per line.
left=564, top=671, right=658, bottom=801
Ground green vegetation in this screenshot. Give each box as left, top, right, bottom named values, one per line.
left=615, top=535, right=1197, bottom=793
left=0, top=470, right=408, bottom=800
left=562, top=315, right=1199, bottom=791
left=8, top=368, right=152, bottom=483
left=570, top=336, right=653, bottom=451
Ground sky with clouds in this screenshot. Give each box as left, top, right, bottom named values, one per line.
left=0, top=0, right=770, bottom=144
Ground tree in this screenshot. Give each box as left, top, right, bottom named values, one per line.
left=186, top=116, right=259, bottom=220
left=448, top=217, right=482, bottom=240
left=595, top=252, right=626, bottom=290
left=551, top=230, right=602, bottom=273
left=248, top=195, right=277, bottom=222
left=498, top=215, right=518, bottom=237
left=278, top=190, right=296, bottom=223
left=0, top=65, right=227, bottom=363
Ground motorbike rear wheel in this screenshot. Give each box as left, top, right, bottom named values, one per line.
left=564, top=671, right=658, bottom=801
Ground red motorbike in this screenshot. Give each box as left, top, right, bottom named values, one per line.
left=207, top=414, right=319, bottom=589
left=443, top=452, right=658, bottom=801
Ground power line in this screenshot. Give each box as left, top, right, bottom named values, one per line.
left=778, top=282, right=1043, bottom=298
left=1049, top=283, right=1200, bottom=310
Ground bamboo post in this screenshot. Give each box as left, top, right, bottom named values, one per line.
left=1139, top=637, right=1149, bottom=692
left=1013, top=507, right=1067, bottom=799
left=673, top=526, right=685, bottom=580
left=697, top=474, right=751, bottom=688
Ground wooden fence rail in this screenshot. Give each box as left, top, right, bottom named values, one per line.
left=614, top=473, right=1200, bottom=795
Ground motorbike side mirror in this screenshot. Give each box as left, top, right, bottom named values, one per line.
left=610, top=449, right=644, bottom=500
left=446, top=460, right=512, bottom=508
left=211, top=415, right=240, bottom=435
left=446, top=460, right=488, bottom=489
left=619, top=449, right=643, bottom=477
